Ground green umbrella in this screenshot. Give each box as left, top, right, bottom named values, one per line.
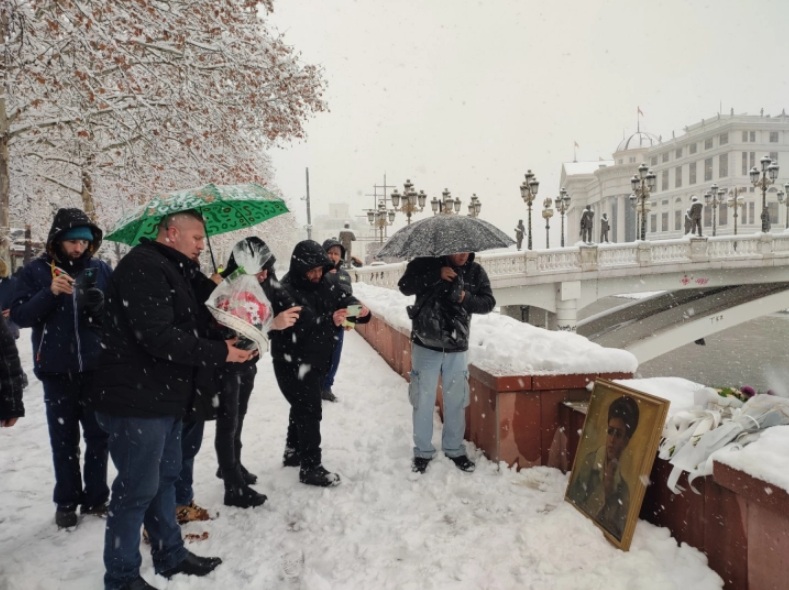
left=105, top=183, right=289, bottom=267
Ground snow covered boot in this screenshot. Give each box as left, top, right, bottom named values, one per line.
left=299, top=465, right=341, bottom=487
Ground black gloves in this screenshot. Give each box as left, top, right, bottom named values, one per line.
left=77, top=287, right=105, bottom=323
left=446, top=274, right=464, bottom=304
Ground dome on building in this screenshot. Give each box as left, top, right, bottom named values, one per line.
left=615, top=131, right=660, bottom=153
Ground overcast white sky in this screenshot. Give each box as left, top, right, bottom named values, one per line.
left=268, top=0, right=789, bottom=244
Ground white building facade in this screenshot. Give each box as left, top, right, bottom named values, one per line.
left=561, top=111, right=789, bottom=242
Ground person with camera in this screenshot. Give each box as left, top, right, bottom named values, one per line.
left=270, top=240, right=371, bottom=487
left=320, top=238, right=354, bottom=403
left=10, top=208, right=112, bottom=528
left=398, top=251, right=495, bottom=474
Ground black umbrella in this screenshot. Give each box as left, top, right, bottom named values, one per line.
left=376, top=214, right=514, bottom=259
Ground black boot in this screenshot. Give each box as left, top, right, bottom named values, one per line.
left=299, top=465, right=341, bottom=487
left=216, top=465, right=258, bottom=485
left=283, top=447, right=301, bottom=467
left=160, top=550, right=222, bottom=579
left=223, top=467, right=267, bottom=508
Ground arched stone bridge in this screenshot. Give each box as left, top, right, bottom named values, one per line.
left=350, top=234, right=789, bottom=362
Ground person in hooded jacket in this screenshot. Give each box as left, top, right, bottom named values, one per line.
left=269, top=240, right=371, bottom=487
left=398, top=251, right=495, bottom=474
left=320, top=238, right=354, bottom=402
left=10, top=207, right=111, bottom=529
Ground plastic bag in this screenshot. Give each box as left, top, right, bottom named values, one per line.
left=205, top=272, right=272, bottom=352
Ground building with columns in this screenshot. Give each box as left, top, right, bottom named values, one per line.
left=561, top=111, right=789, bottom=242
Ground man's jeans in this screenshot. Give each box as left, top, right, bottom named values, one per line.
left=96, top=413, right=187, bottom=590
left=409, top=343, right=469, bottom=459
left=323, top=328, right=345, bottom=391
left=175, top=418, right=205, bottom=506
left=41, top=374, right=109, bottom=509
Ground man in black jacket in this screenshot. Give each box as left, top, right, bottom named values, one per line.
left=92, top=210, right=253, bottom=590
left=269, top=240, right=370, bottom=487
left=398, top=252, right=495, bottom=474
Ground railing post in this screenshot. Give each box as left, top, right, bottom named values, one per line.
left=689, top=236, right=710, bottom=262
left=636, top=241, right=653, bottom=265
left=759, top=232, right=775, bottom=259
left=579, top=244, right=598, bottom=271
left=525, top=250, right=538, bottom=274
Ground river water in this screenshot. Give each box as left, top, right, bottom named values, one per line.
left=580, top=297, right=789, bottom=396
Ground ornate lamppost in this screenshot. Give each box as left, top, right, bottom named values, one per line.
left=542, top=197, right=554, bottom=249
left=750, top=155, right=779, bottom=232
left=431, top=188, right=462, bottom=215
left=704, top=183, right=726, bottom=237
left=390, top=178, right=427, bottom=225
left=366, top=200, right=395, bottom=242
left=628, top=162, right=656, bottom=241
left=519, top=170, right=540, bottom=250
left=727, top=187, right=746, bottom=237
left=555, top=187, right=571, bottom=247
left=467, top=193, right=482, bottom=217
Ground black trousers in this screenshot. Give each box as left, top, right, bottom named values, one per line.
left=214, top=364, right=257, bottom=482
left=272, top=360, right=325, bottom=469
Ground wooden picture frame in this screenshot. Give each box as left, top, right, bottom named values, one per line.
left=565, top=379, right=669, bottom=550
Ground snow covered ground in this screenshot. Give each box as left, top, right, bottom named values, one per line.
left=0, top=326, right=725, bottom=590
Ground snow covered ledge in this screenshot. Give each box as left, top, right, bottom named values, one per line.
left=352, top=283, right=636, bottom=469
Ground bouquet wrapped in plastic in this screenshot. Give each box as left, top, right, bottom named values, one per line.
left=205, top=240, right=274, bottom=352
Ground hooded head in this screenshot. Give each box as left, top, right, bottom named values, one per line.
left=322, top=237, right=346, bottom=268
left=46, top=208, right=102, bottom=263
left=222, top=237, right=276, bottom=279
left=691, top=195, right=699, bottom=203
left=288, top=240, right=334, bottom=289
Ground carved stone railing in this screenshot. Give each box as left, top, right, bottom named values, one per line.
left=350, top=234, right=789, bottom=291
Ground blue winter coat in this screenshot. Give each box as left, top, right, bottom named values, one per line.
left=10, top=209, right=112, bottom=377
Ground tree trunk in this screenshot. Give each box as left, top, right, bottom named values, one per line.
left=81, top=163, right=96, bottom=221
left=0, top=99, right=11, bottom=271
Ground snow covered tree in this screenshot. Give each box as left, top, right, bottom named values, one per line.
left=1, top=0, right=326, bottom=262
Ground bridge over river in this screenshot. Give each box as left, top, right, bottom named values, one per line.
left=350, top=233, right=789, bottom=363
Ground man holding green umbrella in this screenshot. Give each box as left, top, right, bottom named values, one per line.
left=93, top=210, right=256, bottom=590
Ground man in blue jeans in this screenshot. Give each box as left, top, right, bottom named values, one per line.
left=11, top=208, right=112, bottom=528
left=92, top=210, right=254, bottom=590
left=398, top=251, right=495, bottom=474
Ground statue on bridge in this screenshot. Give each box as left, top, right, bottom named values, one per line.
left=689, top=196, right=703, bottom=237
left=338, top=222, right=356, bottom=264
left=600, top=213, right=610, bottom=243
left=514, top=220, right=525, bottom=251
left=580, top=205, right=594, bottom=243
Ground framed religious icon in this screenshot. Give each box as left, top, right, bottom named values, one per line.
left=565, top=379, right=669, bottom=550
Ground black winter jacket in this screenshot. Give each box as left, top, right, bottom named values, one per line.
left=269, top=240, right=370, bottom=372
left=398, top=254, right=495, bottom=352
left=91, top=240, right=228, bottom=418
left=0, top=317, right=24, bottom=421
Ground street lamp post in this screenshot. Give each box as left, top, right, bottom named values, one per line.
left=366, top=200, right=395, bottom=242
left=390, top=178, right=427, bottom=225
left=704, top=183, right=726, bottom=237
left=554, top=187, right=571, bottom=247
left=629, top=162, right=657, bottom=241
left=542, top=197, right=554, bottom=249
left=519, top=170, right=540, bottom=250
left=750, top=155, right=779, bottom=232
left=431, top=188, right=462, bottom=215
left=467, top=193, right=482, bottom=217
left=727, top=187, right=746, bottom=237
